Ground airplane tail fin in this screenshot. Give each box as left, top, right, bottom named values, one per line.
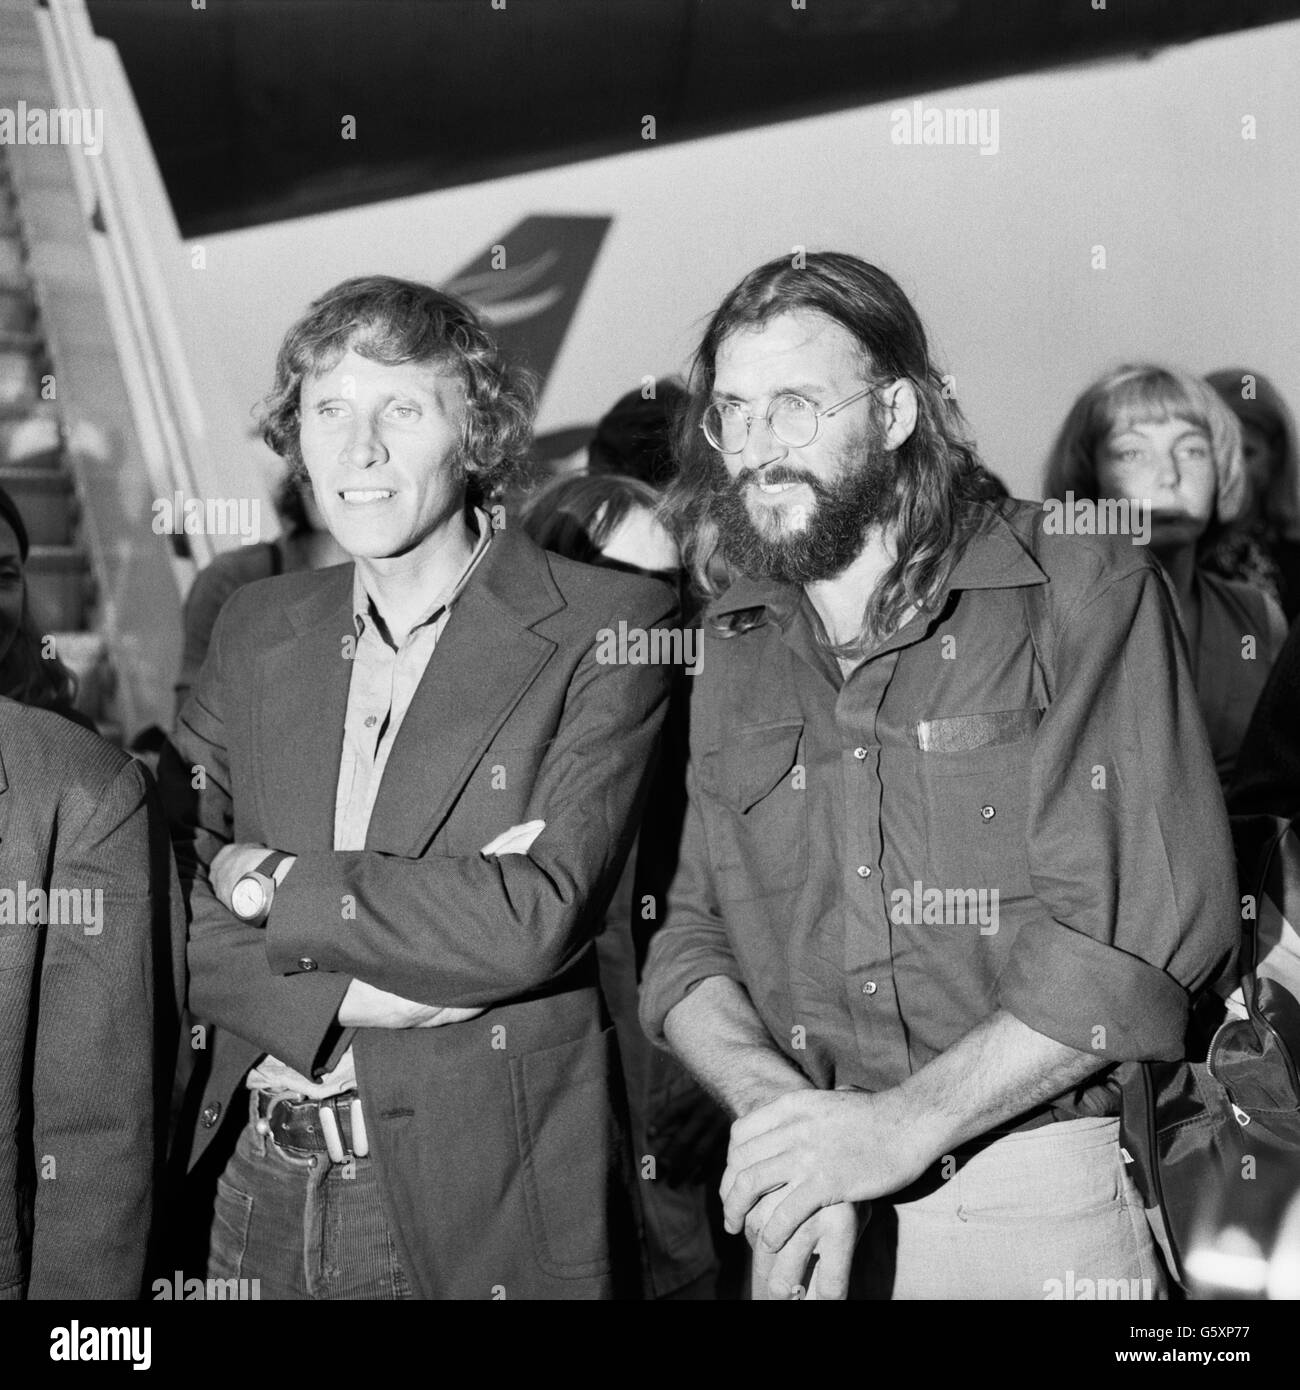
left=445, top=215, right=611, bottom=395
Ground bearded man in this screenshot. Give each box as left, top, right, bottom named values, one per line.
left=639, top=251, right=1235, bottom=1300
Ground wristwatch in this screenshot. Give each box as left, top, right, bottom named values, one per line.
left=230, top=851, right=292, bottom=925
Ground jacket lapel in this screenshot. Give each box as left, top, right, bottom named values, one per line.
left=364, top=528, right=566, bottom=855
left=254, top=565, right=355, bottom=850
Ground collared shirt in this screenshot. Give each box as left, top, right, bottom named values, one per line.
left=640, top=501, right=1237, bottom=1126
left=248, top=510, right=494, bottom=1098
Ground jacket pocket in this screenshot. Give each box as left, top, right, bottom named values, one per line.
left=698, top=721, right=807, bottom=903
left=509, top=1027, right=621, bottom=1280
left=917, top=714, right=1036, bottom=896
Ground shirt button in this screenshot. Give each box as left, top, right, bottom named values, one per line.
left=861, top=981, right=878, bottom=996
left=853, top=747, right=868, bottom=760
left=856, top=865, right=872, bottom=878
left=981, top=804, right=996, bottom=820
left=200, top=1102, right=222, bottom=1128
left=297, top=957, right=318, bottom=972
left=364, top=715, right=378, bottom=728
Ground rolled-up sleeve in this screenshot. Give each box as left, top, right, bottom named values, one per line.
left=639, top=764, right=748, bottom=1045
left=1000, top=561, right=1238, bottom=1061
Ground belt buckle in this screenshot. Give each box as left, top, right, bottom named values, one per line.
left=255, top=1093, right=317, bottom=1158
left=252, top=1090, right=283, bottom=1142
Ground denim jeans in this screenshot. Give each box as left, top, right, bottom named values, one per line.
left=207, top=1098, right=414, bottom=1300
left=856, top=1117, right=1169, bottom=1300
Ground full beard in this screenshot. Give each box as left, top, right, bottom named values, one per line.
left=703, top=433, right=897, bottom=584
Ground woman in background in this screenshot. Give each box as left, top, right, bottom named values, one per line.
left=1045, top=364, right=1286, bottom=790
left=0, top=483, right=84, bottom=723
left=1203, top=367, right=1300, bottom=620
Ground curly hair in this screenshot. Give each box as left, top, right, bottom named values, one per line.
left=258, top=275, right=537, bottom=503
left=1044, top=364, right=1248, bottom=533
left=660, top=251, right=1005, bottom=654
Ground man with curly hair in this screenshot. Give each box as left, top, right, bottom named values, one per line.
left=165, top=277, right=677, bottom=1299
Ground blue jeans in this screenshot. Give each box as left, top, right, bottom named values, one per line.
left=207, top=1099, right=414, bottom=1300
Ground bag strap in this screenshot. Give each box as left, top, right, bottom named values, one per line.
left=1231, top=812, right=1296, bottom=1016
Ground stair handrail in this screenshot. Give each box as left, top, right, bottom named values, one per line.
left=36, top=0, right=223, bottom=581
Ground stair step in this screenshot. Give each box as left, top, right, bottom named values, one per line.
left=0, top=234, right=22, bottom=279
left=0, top=465, right=75, bottom=544
left=0, top=329, right=41, bottom=352
left=0, top=288, right=36, bottom=334
left=0, top=411, right=61, bottom=467
left=25, top=544, right=90, bottom=632
left=0, top=346, right=44, bottom=410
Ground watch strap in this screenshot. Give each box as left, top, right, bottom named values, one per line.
left=257, top=851, right=291, bottom=883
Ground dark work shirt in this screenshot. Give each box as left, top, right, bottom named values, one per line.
left=641, top=501, right=1237, bottom=1126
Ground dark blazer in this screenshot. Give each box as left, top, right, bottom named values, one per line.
left=165, top=526, right=677, bottom=1299
left=0, top=700, right=183, bottom=1299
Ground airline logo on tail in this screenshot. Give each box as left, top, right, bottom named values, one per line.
left=445, top=215, right=611, bottom=393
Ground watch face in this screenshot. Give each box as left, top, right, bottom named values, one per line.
left=231, top=877, right=266, bottom=920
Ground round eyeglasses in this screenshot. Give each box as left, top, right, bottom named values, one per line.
left=701, top=384, right=880, bottom=454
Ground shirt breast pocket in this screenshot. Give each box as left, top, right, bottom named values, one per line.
left=916, top=709, right=1040, bottom=898
left=698, top=720, right=807, bottom=903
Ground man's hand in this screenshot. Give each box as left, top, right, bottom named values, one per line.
left=745, top=1189, right=866, bottom=1301
left=210, top=841, right=270, bottom=911
left=338, top=978, right=484, bottom=1029
left=722, top=1089, right=938, bottom=1254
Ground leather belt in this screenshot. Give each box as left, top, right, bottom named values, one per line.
left=253, top=1091, right=370, bottom=1161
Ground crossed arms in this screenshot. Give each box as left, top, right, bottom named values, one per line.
left=165, top=584, right=677, bottom=1078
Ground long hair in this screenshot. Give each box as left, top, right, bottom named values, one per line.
left=0, top=483, right=78, bottom=714
left=1205, top=366, right=1300, bottom=540
left=0, top=599, right=78, bottom=713
left=660, top=252, right=1003, bottom=653
left=520, top=471, right=666, bottom=566
left=258, top=275, right=537, bottom=504
left=1044, top=364, right=1248, bottom=542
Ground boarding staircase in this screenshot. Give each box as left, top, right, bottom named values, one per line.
left=0, top=140, right=111, bottom=726
left=0, top=0, right=265, bottom=741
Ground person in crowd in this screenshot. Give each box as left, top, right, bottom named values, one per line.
left=1231, top=617, right=1300, bottom=821
left=0, top=483, right=85, bottom=724
left=1045, top=364, right=1287, bottom=789
left=173, top=473, right=346, bottom=719
left=161, top=275, right=676, bottom=1300
left=587, top=380, right=688, bottom=489
left=0, top=693, right=184, bottom=1298
left=523, top=473, right=679, bottom=578
left=522, top=471, right=726, bottom=1299
left=1203, top=367, right=1300, bottom=620
left=640, top=252, right=1236, bottom=1300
